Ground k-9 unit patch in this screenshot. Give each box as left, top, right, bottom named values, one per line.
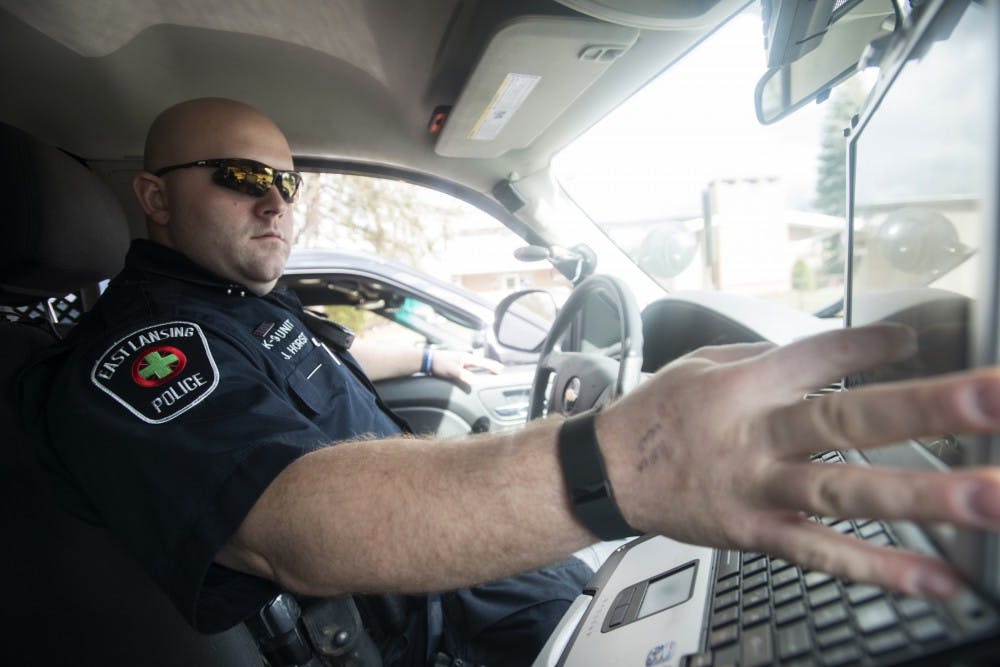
left=91, top=321, right=219, bottom=424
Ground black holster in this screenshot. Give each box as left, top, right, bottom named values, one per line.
left=247, top=594, right=382, bottom=667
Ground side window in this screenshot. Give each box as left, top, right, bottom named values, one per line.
left=289, top=172, right=570, bottom=362
left=319, top=305, right=426, bottom=348
left=319, top=298, right=485, bottom=351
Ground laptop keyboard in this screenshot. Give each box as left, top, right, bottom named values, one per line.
left=681, top=451, right=967, bottom=667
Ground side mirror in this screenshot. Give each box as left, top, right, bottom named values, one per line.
left=493, top=289, right=557, bottom=353
left=755, top=0, right=896, bottom=124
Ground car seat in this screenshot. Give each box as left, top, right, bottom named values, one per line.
left=0, top=121, right=263, bottom=666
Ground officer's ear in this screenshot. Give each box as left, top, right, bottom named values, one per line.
left=133, top=171, right=170, bottom=227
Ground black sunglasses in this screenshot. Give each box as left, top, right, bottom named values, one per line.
left=154, top=158, right=303, bottom=203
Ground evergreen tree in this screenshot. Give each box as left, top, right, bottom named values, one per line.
left=814, top=77, right=870, bottom=283
left=813, top=77, right=868, bottom=216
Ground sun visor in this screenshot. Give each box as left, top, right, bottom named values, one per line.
left=435, top=16, right=638, bottom=158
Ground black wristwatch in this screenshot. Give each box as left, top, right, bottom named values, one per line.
left=558, top=409, right=638, bottom=541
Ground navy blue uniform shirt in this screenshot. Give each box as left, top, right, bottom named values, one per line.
left=20, top=239, right=408, bottom=632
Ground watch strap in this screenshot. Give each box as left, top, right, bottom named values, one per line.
left=558, top=409, right=638, bottom=541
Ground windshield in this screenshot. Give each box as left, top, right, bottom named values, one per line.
left=553, top=4, right=874, bottom=317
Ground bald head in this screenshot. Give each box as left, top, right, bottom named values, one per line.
left=143, top=98, right=294, bottom=172
left=133, top=98, right=296, bottom=294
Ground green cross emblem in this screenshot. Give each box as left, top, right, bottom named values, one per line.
left=139, top=351, right=180, bottom=380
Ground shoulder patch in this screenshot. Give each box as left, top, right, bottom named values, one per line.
left=90, top=321, right=220, bottom=424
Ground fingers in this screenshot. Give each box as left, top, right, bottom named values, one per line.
left=466, top=354, right=503, bottom=375
left=457, top=353, right=503, bottom=385
left=431, top=351, right=503, bottom=383
left=763, top=367, right=1000, bottom=457
left=757, top=462, right=1000, bottom=530
left=749, top=513, right=962, bottom=598
left=685, top=341, right=775, bottom=364
left=751, top=324, right=918, bottom=396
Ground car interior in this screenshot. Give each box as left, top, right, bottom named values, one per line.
left=2, top=0, right=999, bottom=665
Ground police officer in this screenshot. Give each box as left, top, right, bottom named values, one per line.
left=20, top=97, right=588, bottom=665
left=19, top=98, right=1000, bottom=665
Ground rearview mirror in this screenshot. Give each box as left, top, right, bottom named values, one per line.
left=493, top=289, right=557, bottom=352
left=755, top=0, right=896, bottom=124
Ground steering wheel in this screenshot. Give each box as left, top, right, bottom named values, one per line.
left=528, top=274, right=644, bottom=419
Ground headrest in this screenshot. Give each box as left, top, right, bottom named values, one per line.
left=0, top=122, right=130, bottom=305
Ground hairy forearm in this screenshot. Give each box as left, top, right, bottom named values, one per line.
left=219, top=418, right=595, bottom=596
left=216, top=324, right=1000, bottom=605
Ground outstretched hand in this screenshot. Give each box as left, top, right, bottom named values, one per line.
left=430, top=350, right=504, bottom=386
left=598, top=323, right=1000, bottom=598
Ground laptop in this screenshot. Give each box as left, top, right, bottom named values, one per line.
left=534, top=0, right=1000, bottom=665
